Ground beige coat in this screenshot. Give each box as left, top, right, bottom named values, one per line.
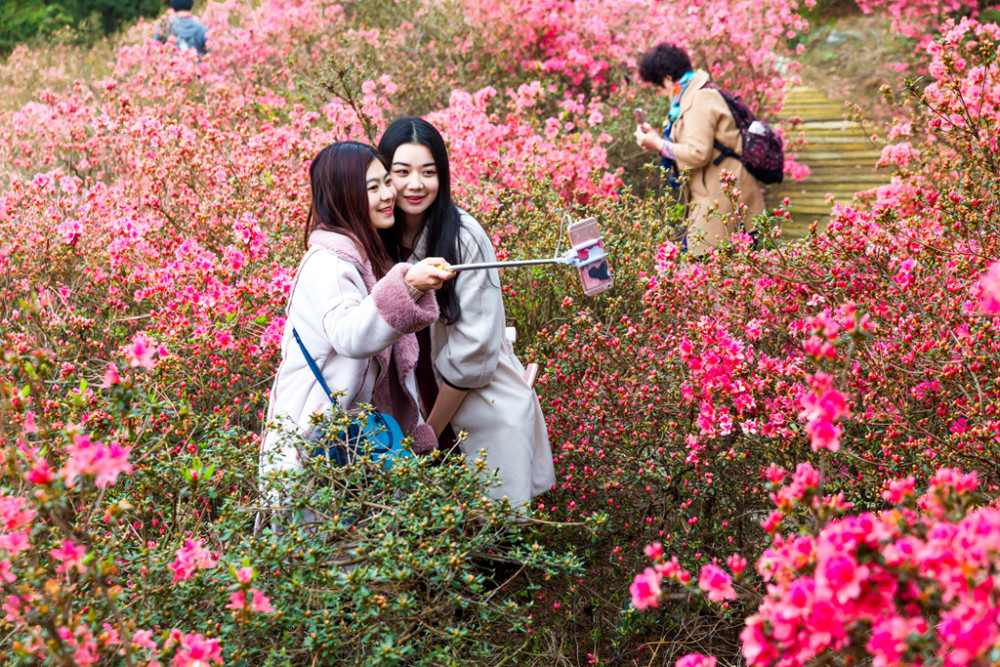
left=408, top=211, right=556, bottom=508
left=260, top=230, right=439, bottom=486
left=669, top=70, right=765, bottom=255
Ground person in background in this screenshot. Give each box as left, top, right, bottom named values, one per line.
left=156, top=0, right=209, bottom=56
left=377, top=117, right=555, bottom=510
left=633, top=42, right=764, bottom=256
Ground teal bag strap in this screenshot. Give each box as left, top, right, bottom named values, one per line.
left=292, top=327, right=410, bottom=467
left=292, top=328, right=336, bottom=402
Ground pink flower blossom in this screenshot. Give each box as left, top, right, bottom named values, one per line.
left=675, top=654, right=717, bottom=667
left=169, top=539, right=218, bottom=582
left=977, top=261, right=1000, bottom=315
left=60, top=433, right=133, bottom=488
left=50, top=540, right=87, bottom=574
left=883, top=475, right=915, bottom=503
left=698, top=564, right=737, bottom=602
left=727, top=554, right=747, bottom=576
left=171, top=632, right=222, bottom=667
left=23, top=458, right=54, bottom=485
left=226, top=589, right=274, bottom=614
left=100, top=364, right=121, bottom=388
left=22, top=412, right=38, bottom=434
left=630, top=567, right=662, bottom=610
left=248, top=589, right=275, bottom=614
left=123, top=334, right=163, bottom=369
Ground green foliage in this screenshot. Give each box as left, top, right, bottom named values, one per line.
left=0, top=0, right=163, bottom=57
left=0, top=338, right=585, bottom=665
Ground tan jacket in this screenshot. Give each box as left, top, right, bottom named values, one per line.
left=409, top=211, right=556, bottom=508
left=670, top=70, right=765, bottom=255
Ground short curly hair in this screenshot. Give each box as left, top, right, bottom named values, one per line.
left=638, top=43, right=693, bottom=86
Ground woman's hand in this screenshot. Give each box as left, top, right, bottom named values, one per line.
left=404, top=257, right=455, bottom=292
left=634, top=123, right=664, bottom=153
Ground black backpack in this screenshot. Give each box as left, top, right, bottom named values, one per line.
left=704, top=83, right=784, bottom=185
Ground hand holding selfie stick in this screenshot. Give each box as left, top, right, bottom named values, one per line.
left=438, top=218, right=614, bottom=297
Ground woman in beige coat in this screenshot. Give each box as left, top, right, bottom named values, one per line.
left=634, top=43, right=764, bottom=256
left=377, top=117, right=556, bottom=510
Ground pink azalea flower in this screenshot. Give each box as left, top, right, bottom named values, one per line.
left=60, top=433, right=133, bottom=489
left=0, top=559, right=16, bottom=583
left=675, top=654, right=717, bottom=667
left=727, top=554, right=747, bottom=576
left=23, top=458, right=54, bottom=485
left=132, top=629, right=158, bottom=651
left=249, top=589, right=275, bottom=614
left=764, top=463, right=786, bottom=486
left=22, top=412, right=38, bottom=434
left=123, top=334, right=164, bottom=369
left=50, top=540, right=87, bottom=574
left=976, top=261, right=1000, bottom=315
left=171, top=632, right=222, bottom=667
left=169, top=539, right=218, bottom=582
left=817, top=554, right=868, bottom=604
left=100, top=364, right=121, bottom=388
left=630, top=567, right=662, bottom=610
left=225, top=590, right=246, bottom=611
left=882, top=475, right=916, bottom=503
left=740, top=617, right=777, bottom=666
left=698, top=564, right=737, bottom=602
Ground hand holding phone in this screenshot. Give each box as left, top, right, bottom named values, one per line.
left=634, top=107, right=646, bottom=125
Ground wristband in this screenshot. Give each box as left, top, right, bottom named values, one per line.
left=659, top=140, right=676, bottom=161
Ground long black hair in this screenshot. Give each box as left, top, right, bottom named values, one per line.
left=377, top=117, right=463, bottom=324
left=305, top=141, right=394, bottom=280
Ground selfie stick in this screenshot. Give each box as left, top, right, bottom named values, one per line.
left=445, top=244, right=606, bottom=272
left=437, top=217, right=613, bottom=297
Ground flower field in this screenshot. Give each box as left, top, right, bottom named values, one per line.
left=2, top=0, right=1000, bottom=665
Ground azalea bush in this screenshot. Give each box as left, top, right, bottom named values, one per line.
left=634, top=464, right=1000, bottom=667
left=621, top=15, right=1000, bottom=665
left=0, top=340, right=581, bottom=665
left=3, top=0, right=1000, bottom=664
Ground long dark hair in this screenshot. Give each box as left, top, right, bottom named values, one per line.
left=305, top=141, right=394, bottom=280
left=377, top=117, right=462, bottom=324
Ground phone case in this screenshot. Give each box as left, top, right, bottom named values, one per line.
left=567, top=218, right=613, bottom=296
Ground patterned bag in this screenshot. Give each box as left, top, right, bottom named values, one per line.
left=705, top=83, right=785, bottom=185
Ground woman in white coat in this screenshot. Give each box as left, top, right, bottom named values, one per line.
left=260, top=141, right=455, bottom=498
left=377, top=118, right=555, bottom=509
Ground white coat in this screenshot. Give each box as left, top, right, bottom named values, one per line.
left=409, top=211, right=556, bottom=508
left=260, top=229, right=439, bottom=487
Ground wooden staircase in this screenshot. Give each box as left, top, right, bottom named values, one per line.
left=764, top=85, right=888, bottom=239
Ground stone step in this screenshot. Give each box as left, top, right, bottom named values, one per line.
left=764, top=84, right=889, bottom=235
left=792, top=152, right=883, bottom=161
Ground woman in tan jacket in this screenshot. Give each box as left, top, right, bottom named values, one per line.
left=634, top=43, right=764, bottom=256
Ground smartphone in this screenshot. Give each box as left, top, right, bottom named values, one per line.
left=567, top=218, right=613, bottom=296
left=634, top=107, right=646, bottom=125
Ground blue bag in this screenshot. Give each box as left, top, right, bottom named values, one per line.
left=293, top=328, right=412, bottom=470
